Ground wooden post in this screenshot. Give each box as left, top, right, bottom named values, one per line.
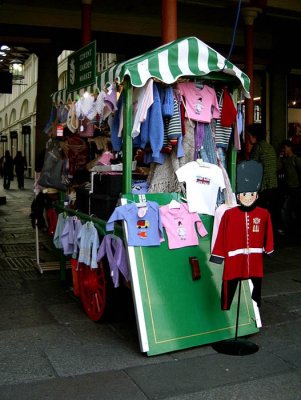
left=161, top=0, right=177, bottom=44
left=81, top=0, right=92, bottom=46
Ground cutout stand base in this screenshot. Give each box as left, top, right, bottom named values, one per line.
left=212, top=338, right=259, bottom=356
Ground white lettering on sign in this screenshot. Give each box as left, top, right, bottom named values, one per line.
left=79, top=49, right=92, bottom=61
left=80, top=71, right=92, bottom=82
left=79, top=61, right=93, bottom=71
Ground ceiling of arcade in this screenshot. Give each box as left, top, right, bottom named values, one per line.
left=1, top=0, right=301, bottom=73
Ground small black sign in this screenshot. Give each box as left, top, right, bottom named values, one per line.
left=22, top=126, right=31, bottom=135
left=10, top=131, right=18, bottom=139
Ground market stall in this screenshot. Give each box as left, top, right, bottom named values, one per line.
left=38, top=36, right=261, bottom=356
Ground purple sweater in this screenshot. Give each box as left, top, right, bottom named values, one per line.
left=97, top=234, right=129, bottom=288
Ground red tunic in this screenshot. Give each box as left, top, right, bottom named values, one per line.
left=211, top=206, right=274, bottom=280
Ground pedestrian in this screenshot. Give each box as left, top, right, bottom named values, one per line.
left=246, top=123, right=279, bottom=230
left=2, top=150, right=14, bottom=190
left=13, top=150, right=27, bottom=189
left=278, top=140, right=301, bottom=234
left=0, top=156, right=3, bottom=178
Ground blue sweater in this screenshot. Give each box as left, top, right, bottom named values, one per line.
left=140, top=83, right=164, bottom=158
left=106, top=201, right=163, bottom=246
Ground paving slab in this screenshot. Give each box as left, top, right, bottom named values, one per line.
left=0, top=371, right=148, bottom=400
left=125, top=350, right=294, bottom=400
left=163, top=371, right=301, bottom=400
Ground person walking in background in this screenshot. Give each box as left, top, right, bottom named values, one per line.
left=13, top=150, right=27, bottom=190
left=246, top=123, right=278, bottom=229
left=2, top=150, right=14, bottom=190
left=278, top=140, right=301, bottom=235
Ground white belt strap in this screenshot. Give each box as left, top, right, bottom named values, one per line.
left=228, top=247, right=264, bottom=257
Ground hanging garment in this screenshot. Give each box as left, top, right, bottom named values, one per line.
left=61, top=217, right=83, bottom=258
left=177, top=82, right=219, bottom=123
left=67, top=101, right=79, bottom=133
left=162, top=97, right=183, bottom=152
left=201, top=123, right=218, bottom=165
left=160, top=203, right=208, bottom=249
left=132, top=79, right=154, bottom=138
left=106, top=201, right=163, bottom=247
left=37, top=138, right=67, bottom=191
left=215, top=90, right=233, bottom=150
left=194, top=122, right=205, bottom=160
left=161, top=85, right=174, bottom=118
left=176, top=161, right=225, bottom=215
left=147, top=119, right=195, bottom=194
left=61, top=135, right=89, bottom=178
left=46, top=208, right=58, bottom=236
left=210, top=205, right=274, bottom=281
left=77, top=221, right=100, bottom=269
left=140, top=83, right=164, bottom=158
left=97, top=234, right=130, bottom=288
left=220, top=88, right=237, bottom=127
left=53, top=213, right=69, bottom=249
left=110, top=92, right=124, bottom=152
left=43, top=104, right=57, bottom=135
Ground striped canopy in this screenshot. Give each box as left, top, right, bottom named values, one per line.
left=97, top=36, right=250, bottom=97
left=50, top=84, right=97, bottom=104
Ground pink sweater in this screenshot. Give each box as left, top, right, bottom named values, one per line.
left=160, top=203, right=208, bottom=249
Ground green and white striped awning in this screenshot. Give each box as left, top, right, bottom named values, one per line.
left=50, top=84, right=98, bottom=104
left=97, top=36, right=250, bottom=97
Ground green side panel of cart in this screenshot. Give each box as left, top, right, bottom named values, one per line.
left=122, top=193, right=259, bottom=356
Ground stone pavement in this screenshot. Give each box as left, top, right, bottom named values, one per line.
left=0, top=178, right=301, bottom=400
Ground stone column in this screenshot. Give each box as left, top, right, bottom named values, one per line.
left=34, top=45, right=59, bottom=165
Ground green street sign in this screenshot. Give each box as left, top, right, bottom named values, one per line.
left=67, top=41, right=96, bottom=92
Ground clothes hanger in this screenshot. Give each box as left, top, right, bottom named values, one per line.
left=169, top=199, right=181, bottom=209
left=136, top=194, right=147, bottom=208
left=196, top=147, right=210, bottom=167
left=194, top=79, right=204, bottom=89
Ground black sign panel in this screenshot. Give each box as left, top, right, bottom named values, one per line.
left=10, top=131, right=18, bottom=139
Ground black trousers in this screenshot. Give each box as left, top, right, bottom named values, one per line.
left=16, top=172, right=24, bottom=189
left=3, top=174, right=11, bottom=189
left=221, top=277, right=262, bottom=310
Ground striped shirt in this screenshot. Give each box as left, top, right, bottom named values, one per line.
left=250, top=140, right=278, bottom=190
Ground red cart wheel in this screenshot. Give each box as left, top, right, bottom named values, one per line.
left=78, top=262, right=107, bottom=321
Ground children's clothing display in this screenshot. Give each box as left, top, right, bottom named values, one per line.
left=176, top=161, right=225, bottom=215
left=97, top=234, right=130, bottom=288
left=106, top=201, right=163, bottom=247
left=160, top=203, right=208, bottom=249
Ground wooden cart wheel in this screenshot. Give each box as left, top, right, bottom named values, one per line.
left=78, top=262, right=107, bottom=322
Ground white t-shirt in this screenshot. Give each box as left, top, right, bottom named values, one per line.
left=176, top=161, right=225, bottom=215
